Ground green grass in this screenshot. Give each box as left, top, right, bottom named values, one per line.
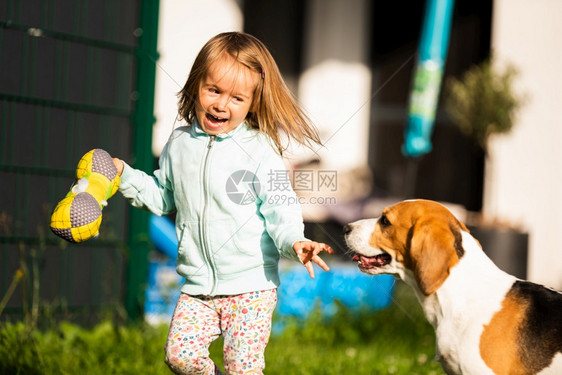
left=264, top=282, right=444, bottom=375
left=0, top=282, right=444, bottom=374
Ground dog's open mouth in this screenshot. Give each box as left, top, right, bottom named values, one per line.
left=352, top=252, right=392, bottom=269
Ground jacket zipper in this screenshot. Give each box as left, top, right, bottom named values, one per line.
left=201, top=135, right=216, bottom=294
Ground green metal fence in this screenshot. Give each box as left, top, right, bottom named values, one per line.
left=0, top=0, right=158, bottom=323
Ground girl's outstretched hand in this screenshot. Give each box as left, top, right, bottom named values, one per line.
left=293, top=241, right=334, bottom=279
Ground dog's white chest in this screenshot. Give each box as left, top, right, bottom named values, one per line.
left=424, top=239, right=516, bottom=374
left=433, top=317, right=494, bottom=374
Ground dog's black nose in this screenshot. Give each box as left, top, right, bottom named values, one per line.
left=343, top=224, right=353, bottom=235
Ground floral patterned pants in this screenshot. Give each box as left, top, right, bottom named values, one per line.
left=164, top=289, right=277, bottom=375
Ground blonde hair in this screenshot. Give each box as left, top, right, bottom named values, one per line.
left=177, top=32, right=322, bottom=155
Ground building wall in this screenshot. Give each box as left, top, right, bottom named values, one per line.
left=487, top=0, right=562, bottom=287
left=153, top=1, right=562, bottom=288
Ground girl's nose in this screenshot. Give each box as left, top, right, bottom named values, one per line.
left=214, top=95, right=229, bottom=111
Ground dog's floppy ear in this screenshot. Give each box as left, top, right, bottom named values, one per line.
left=408, top=219, right=463, bottom=296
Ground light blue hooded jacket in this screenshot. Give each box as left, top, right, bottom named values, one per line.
left=119, top=121, right=306, bottom=296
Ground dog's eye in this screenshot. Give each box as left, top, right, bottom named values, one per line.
left=380, top=215, right=391, bottom=227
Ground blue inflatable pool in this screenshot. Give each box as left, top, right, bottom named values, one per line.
left=144, top=215, right=396, bottom=327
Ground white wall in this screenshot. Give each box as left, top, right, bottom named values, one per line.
left=487, top=0, right=562, bottom=288
left=153, top=0, right=243, bottom=155
left=296, top=0, right=372, bottom=172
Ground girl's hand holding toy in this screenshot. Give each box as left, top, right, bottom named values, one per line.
left=50, top=149, right=120, bottom=243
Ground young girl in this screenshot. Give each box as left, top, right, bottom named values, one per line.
left=113, top=32, right=333, bottom=374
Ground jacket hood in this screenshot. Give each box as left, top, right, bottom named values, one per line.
left=189, top=119, right=255, bottom=140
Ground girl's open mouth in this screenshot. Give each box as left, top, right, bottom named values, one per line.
left=205, top=113, right=227, bottom=128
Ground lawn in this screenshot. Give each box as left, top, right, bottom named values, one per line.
left=0, top=282, right=444, bottom=374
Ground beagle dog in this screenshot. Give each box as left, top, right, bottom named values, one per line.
left=344, top=199, right=562, bottom=375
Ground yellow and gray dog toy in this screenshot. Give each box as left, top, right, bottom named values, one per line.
left=50, top=149, right=120, bottom=243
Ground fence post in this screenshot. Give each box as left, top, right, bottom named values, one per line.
left=125, top=0, right=160, bottom=321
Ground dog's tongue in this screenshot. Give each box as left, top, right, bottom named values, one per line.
left=353, top=253, right=392, bottom=267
